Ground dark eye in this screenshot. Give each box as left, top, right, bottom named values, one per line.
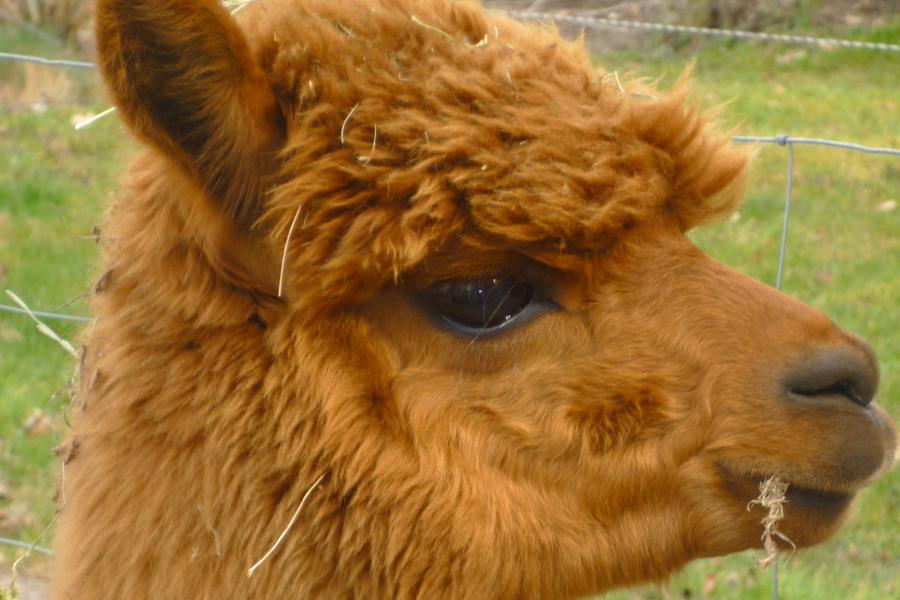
left=428, top=277, right=535, bottom=331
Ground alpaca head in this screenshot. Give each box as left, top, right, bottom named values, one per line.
left=83, top=0, right=896, bottom=596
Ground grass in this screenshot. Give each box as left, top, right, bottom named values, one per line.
left=0, top=18, right=897, bottom=598
left=0, top=22, right=130, bottom=579
left=600, top=29, right=899, bottom=600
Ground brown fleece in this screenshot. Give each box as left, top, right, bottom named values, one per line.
left=51, top=1, right=895, bottom=598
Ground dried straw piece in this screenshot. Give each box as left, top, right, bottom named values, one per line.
left=340, top=103, right=360, bottom=145
left=747, top=476, right=794, bottom=569
left=411, top=15, right=454, bottom=41
left=358, top=124, right=377, bottom=164
left=74, top=106, right=117, bottom=130
left=6, top=290, right=78, bottom=358
left=224, top=0, right=258, bottom=14
left=247, top=473, right=326, bottom=577
left=277, top=205, right=305, bottom=298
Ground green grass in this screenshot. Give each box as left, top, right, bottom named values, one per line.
left=0, top=20, right=897, bottom=597
left=0, top=23, right=131, bottom=577
left=600, top=31, right=900, bottom=600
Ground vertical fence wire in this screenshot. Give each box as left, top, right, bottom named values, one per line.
left=776, top=141, right=795, bottom=291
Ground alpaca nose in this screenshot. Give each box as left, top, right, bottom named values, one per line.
left=784, top=343, right=879, bottom=407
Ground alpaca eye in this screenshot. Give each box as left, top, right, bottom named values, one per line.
left=429, top=277, right=535, bottom=331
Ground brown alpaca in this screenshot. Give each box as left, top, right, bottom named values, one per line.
left=51, top=0, right=896, bottom=598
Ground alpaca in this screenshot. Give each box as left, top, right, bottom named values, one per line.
left=51, top=0, right=896, bottom=598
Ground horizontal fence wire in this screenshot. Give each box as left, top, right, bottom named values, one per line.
left=0, top=51, right=95, bottom=69
left=733, top=135, right=900, bottom=156
left=0, top=536, right=53, bottom=556
left=1, top=6, right=898, bottom=73
left=0, top=303, right=92, bottom=323
left=504, top=10, right=900, bottom=52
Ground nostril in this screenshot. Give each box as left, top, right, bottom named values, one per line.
left=792, top=377, right=868, bottom=406
left=785, top=346, right=878, bottom=408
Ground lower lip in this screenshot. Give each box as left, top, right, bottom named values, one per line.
left=785, top=485, right=852, bottom=512
left=716, top=463, right=853, bottom=513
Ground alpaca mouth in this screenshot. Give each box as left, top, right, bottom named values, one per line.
left=784, top=485, right=852, bottom=511
left=715, top=462, right=855, bottom=516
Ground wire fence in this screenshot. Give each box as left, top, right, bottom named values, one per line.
left=0, top=51, right=94, bottom=69
left=728, top=136, right=900, bottom=291
left=2, top=133, right=896, bottom=321
left=0, top=304, right=90, bottom=322
left=0, top=7, right=898, bottom=382
left=505, top=10, right=900, bottom=53
left=1, top=8, right=899, bottom=596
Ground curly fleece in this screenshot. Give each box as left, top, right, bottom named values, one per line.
left=250, top=0, right=748, bottom=307
left=51, top=1, right=897, bottom=599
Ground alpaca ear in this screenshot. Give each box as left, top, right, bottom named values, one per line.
left=95, top=0, right=283, bottom=227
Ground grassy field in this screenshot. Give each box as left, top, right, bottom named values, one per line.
left=0, top=17, right=897, bottom=599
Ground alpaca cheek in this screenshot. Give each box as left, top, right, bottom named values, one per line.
left=566, top=389, right=666, bottom=455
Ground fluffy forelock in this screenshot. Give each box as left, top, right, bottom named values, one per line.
left=240, top=0, right=749, bottom=309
